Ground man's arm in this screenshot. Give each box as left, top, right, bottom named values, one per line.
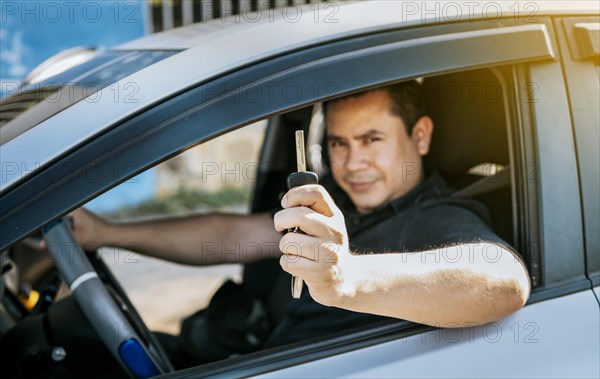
left=71, top=208, right=282, bottom=265
left=274, top=185, right=530, bottom=327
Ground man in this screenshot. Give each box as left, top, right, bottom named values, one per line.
left=70, top=81, right=529, bottom=361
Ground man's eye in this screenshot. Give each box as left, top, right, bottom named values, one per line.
left=329, top=140, right=345, bottom=148
left=366, top=137, right=381, bottom=144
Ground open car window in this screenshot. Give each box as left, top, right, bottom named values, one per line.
left=85, top=120, right=267, bottom=335
left=85, top=64, right=518, bottom=362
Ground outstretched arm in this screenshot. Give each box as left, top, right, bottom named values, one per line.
left=274, top=185, right=530, bottom=327
left=70, top=208, right=281, bottom=265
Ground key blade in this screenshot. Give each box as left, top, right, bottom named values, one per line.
left=292, top=130, right=309, bottom=299
left=295, top=130, right=306, bottom=172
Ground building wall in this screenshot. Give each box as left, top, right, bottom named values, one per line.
left=146, top=0, right=331, bottom=32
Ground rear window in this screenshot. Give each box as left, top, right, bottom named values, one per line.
left=0, top=50, right=179, bottom=144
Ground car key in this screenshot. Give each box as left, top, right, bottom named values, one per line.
left=286, top=130, right=319, bottom=299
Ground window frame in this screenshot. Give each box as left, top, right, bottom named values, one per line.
left=0, top=18, right=557, bottom=251
left=510, top=26, right=589, bottom=303
left=555, top=16, right=600, bottom=288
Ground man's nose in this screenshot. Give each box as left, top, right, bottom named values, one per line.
left=345, top=147, right=369, bottom=172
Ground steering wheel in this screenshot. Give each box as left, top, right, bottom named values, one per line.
left=42, top=218, right=174, bottom=378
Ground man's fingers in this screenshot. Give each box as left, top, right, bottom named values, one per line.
left=279, top=232, right=340, bottom=263
left=65, top=215, right=75, bottom=230
left=279, top=232, right=318, bottom=261
left=274, top=207, right=310, bottom=232
left=281, top=185, right=339, bottom=216
left=279, top=255, right=321, bottom=281
left=274, top=208, right=344, bottom=241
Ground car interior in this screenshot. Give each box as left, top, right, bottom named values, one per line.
left=0, top=67, right=519, bottom=378
left=241, top=68, right=518, bottom=361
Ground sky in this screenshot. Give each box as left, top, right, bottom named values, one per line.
left=1, top=0, right=154, bottom=212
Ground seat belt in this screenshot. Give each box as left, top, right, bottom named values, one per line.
left=451, top=170, right=511, bottom=198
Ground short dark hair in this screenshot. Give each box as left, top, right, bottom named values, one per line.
left=323, top=81, right=425, bottom=135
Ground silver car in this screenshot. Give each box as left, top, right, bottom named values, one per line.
left=1, top=1, right=598, bottom=378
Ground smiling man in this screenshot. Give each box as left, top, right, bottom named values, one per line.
left=327, top=89, right=431, bottom=212
left=69, top=81, right=530, bottom=365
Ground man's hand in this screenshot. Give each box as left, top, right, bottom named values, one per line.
left=274, top=184, right=358, bottom=307
left=68, top=208, right=113, bottom=250
left=273, top=186, right=530, bottom=325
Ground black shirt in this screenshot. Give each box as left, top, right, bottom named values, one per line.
left=266, top=173, right=513, bottom=347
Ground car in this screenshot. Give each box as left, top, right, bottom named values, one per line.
left=1, top=1, right=599, bottom=378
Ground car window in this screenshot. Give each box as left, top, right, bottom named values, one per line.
left=85, top=120, right=267, bottom=334
left=73, top=65, right=519, bottom=365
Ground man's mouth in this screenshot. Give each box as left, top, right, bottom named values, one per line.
left=348, top=180, right=376, bottom=193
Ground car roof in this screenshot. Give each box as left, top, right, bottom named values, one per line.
left=114, top=0, right=598, bottom=50
left=1, top=0, right=598, bottom=193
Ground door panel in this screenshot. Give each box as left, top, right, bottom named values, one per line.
left=261, top=291, right=600, bottom=378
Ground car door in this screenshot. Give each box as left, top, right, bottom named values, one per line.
left=250, top=22, right=599, bottom=379
left=159, top=17, right=599, bottom=379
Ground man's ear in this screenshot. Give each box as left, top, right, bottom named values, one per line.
left=410, top=116, right=434, bottom=156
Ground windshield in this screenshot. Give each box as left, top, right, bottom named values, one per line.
left=0, top=50, right=179, bottom=145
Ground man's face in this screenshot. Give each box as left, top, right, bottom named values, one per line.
left=326, top=90, right=432, bottom=214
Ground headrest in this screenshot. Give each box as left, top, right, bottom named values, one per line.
left=422, top=69, right=509, bottom=178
